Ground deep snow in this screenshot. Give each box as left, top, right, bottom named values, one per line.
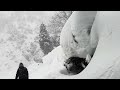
left=1, top=11, right=120, bottom=79
left=0, top=11, right=56, bottom=79
left=29, top=11, right=120, bottom=79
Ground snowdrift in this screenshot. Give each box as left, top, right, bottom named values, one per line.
left=57, top=11, right=120, bottom=79
left=39, top=11, right=120, bottom=79
left=29, top=46, right=66, bottom=79
left=60, top=11, right=97, bottom=59
left=3, top=11, right=120, bottom=79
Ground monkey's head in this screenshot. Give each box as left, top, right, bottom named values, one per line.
left=64, top=57, right=86, bottom=75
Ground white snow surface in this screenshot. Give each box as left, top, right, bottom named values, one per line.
left=60, top=11, right=97, bottom=59
left=1, top=11, right=120, bottom=79
left=29, top=46, right=66, bottom=79
left=0, top=11, right=56, bottom=79
left=55, top=11, right=120, bottom=79
left=29, top=11, right=120, bottom=79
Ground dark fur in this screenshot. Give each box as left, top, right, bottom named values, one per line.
left=64, top=57, right=88, bottom=75
left=15, top=63, right=29, bottom=79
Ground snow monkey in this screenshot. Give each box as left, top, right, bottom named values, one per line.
left=64, top=54, right=92, bottom=75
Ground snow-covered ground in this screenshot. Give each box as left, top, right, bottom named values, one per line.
left=1, top=11, right=120, bottom=79
left=29, top=11, right=120, bottom=79
left=0, top=11, right=56, bottom=79
left=29, top=46, right=66, bottom=79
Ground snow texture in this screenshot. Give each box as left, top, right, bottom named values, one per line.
left=29, top=46, right=66, bottom=79
left=1, top=11, right=120, bottom=79
left=55, top=11, right=120, bottom=79
left=36, top=11, right=120, bottom=79
left=0, top=11, right=55, bottom=79
left=60, top=11, right=97, bottom=59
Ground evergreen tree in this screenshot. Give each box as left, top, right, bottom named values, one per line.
left=47, top=11, right=73, bottom=47
left=39, top=23, right=53, bottom=55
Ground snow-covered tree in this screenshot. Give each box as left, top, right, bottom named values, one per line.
left=39, top=23, right=53, bottom=55
left=47, top=11, right=73, bottom=47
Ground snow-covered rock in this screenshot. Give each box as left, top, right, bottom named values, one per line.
left=60, top=11, right=97, bottom=59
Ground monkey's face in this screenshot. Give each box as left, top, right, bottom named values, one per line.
left=64, top=61, right=73, bottom=71
left=64, top=57, right=85, bottom=75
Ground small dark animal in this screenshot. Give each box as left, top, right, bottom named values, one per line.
left=15, top=63, right=29, bottom=79
left=64, top=57, right=88, bottom=75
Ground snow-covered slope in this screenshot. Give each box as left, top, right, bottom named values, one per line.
left=0, top=11, right=55, bottom=79
left=29, top=46, right=66, bottom=79
left=28, top=11, right=98, bottom=79
left=57, top=11, right=120, bottom=79
left=73, top=11, right=120, bottom=79
left=2, top=11, right=120, bottom=79
left=34, top=11, right=120, bottom=79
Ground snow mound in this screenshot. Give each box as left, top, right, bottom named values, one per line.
left=29, top=46, right=66, bottom=79
left=39, top=11, right=120, bottom=79
left=2, top=11, right=120, bottom=79
left=56, top=11, right=120, bottom=79
left=60, top=11, right=97, bottom=59
left=42, top=46, right=66, bottom=64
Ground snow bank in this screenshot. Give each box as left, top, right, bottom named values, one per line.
left=2, top=11, right=120, bottom=79
left=29, top=46, right=66, bottom=79
left=60, top=11, right=97, bottom=59
left=39, top=11, right=120, bottom=79
left=56, top=11, right=120, bottom=79
left=42, top=46, right=66, bottom=64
